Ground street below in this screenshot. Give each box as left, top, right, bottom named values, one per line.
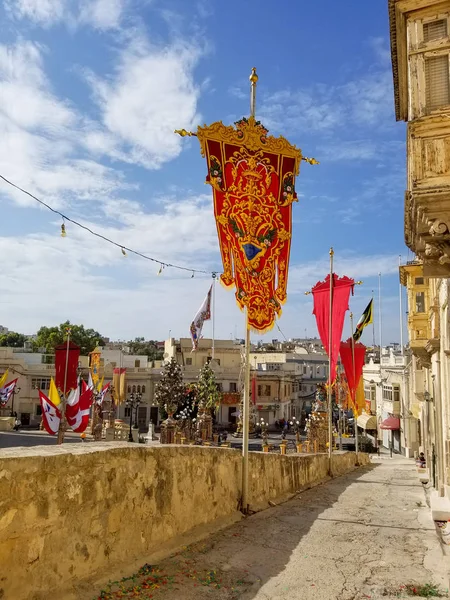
left=90, top=453, right=449, bottom=600
left=0, top=430, right=82, bottom=448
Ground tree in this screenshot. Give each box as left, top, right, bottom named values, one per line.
left=32, top=321, right=104, bottom=356
left=127, top=338, right=164, bottom=361
left=196, top=362, right=222, bottom=410
left=154, top=358, right=186, bottom=416
left=0, top=331, right=28, bottom=348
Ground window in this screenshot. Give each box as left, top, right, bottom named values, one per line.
left=393, top=385, right=400, bottom=403
left=36, top=405, right=42, bottom=416
left=425, top=55, right=450, bottom=111
left=31, top=378, right=51, bottom=390
left=185, top=357, right=193, bottom=366
left=216, top=383, right=223, bottom=392
left=230, top=382, right=237, bottom=392
left=127, top=385, right=131, bottom=393
left=415, top=291, right=425, bottom=313
left=137, top=385, right=141, bottom=393
left=142, top=385, right=146, bottom=393
left=382, top=385, right=393, bottom=402
left=415, top=277, right=424, bottom=285
left=135, top=360, right=141, bottom=368
left=124, top=407, right=131, bottom=417
left=258, top=384, right=271, bottom=397
left=423, top=19, right=448, bottom=42
left=132, top=385, right=136, bottom=393
left=407, top=15, right=450, bottom=117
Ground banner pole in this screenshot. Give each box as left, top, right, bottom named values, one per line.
left=241, top=311, right=251, bottom=514
left=350, top=313, right=359, bottom=459
left=378, top=272, right=382, bottom=358
left=328, top=247, right=334, bottom=474
left=57, top=328, right=71, bottom=445
left=212, top=274, right=216, bottom=360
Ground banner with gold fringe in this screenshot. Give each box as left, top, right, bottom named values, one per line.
left=196, top=116, right=303, bottom=333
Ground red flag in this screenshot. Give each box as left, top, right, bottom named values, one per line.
left=312, top=274, right=354, bottom=383
left=39, top=391, right=61, bottom=435
left=339, top=339, right=366, bottom=403
left=55, top=341, right=80, bottom=394
left=67, top=388, right=93, bottom=433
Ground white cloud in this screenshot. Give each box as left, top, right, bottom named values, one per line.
left=87, top=41, right=201, bottom=169
left=78, top=0, right=125, bottom=30
left=0, top=220, right=403, bottom=344
left=4, top=0, right=69, bottom=26
left=258, top=68, right=394, bottom=136
left=4, top=0, right=126, bottom=30
left=288, top=252, right=400, bottom=296
left=0, top=41, right=127, bottom=207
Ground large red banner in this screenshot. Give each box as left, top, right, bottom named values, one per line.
left=312, top=274, right=354, bottom=383
left=55, top=341, right=80, bottom=394
left=197, top=117, right=302, bottom=333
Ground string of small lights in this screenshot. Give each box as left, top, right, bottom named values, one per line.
left=0, top=174, right=218, bottom=276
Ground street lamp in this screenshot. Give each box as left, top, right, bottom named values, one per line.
left=126, top=392, right=142, bottom=442
left=10, top=386, right=21, bottom=417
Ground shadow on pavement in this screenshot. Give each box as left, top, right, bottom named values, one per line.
left=89, top=463, right=380, bottom=600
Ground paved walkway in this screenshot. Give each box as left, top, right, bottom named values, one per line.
left=93, top=455, right=449, bottom=600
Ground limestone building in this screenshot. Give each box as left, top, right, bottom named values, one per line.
left=389, top=0, right=450, bottom=515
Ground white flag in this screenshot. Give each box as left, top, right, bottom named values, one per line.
left=0, top=378, right=18, bottom=406
left=190, top=285, right=212, bottom=351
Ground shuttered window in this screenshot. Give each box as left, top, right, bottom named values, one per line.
left=423, top=19, right=447, bottom=42
left=425, top=55, right=450, bottom=111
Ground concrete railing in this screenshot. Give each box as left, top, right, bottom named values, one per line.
left=0, top=444, right=369, bottom=600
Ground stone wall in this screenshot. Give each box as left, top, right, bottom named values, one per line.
left=0, top=444, right=369, bottom=600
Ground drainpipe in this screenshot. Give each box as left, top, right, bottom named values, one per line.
left=433, top=357, right=445, bottom=497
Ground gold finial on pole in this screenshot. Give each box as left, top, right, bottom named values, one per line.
left=174, top=128, right=197, bottom=137
left=249, top=67, right=258, bottom=118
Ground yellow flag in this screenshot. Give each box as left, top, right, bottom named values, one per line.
left=49, top=377, right=60, bottom=406
left=354, top=378, right=365, bottom=417
left=0, top=369, right=9, bottom=389
left=97, top=376, right=104, bottom=393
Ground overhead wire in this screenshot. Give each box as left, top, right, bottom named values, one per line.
left=0, top=173, right=217, bottom=275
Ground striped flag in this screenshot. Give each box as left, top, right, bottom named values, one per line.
left=39, top=391, right=61, bottom=435
left=190, top=285, right=212, bottom=350
left=96, top=382, right=111, bottom=405
left=0, top=378, right=18, bottom=406
left=353, top=299, right=373, bottom=342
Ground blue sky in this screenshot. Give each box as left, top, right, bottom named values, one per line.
left=0, top=0, right=409, bottom=344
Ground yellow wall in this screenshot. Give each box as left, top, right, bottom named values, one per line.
left=0, top=444, right=369, bottom=600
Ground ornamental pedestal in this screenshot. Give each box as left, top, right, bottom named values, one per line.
left=307, top=411, right=328, bottom=453
left=160, top=415, right=176, bottom=444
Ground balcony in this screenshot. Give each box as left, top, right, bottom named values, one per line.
left=383, top=400, right=400, bottom=415
left=405, top=116, right=450, bottom=276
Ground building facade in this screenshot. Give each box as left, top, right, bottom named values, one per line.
left=362, top=350, right=418, bottom=456
left=390, top=0, right=450, bottom=512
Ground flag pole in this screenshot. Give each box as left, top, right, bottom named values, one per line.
left=241, top=68, right=258, bottom=514
left=57, top=328, right=71, bottom=445
left=328, top=247, right=334, bottom=474
left=371, top=289, right=376, bottom=349
left=350, top=313, right=359, bottom=458
left=212, top=273, right=216, bottom=360
left=378, top=272, right=382, bottom=359
left=242, top=310, right=251, bottom=514
left=398, top=255, right=403, bottom=355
